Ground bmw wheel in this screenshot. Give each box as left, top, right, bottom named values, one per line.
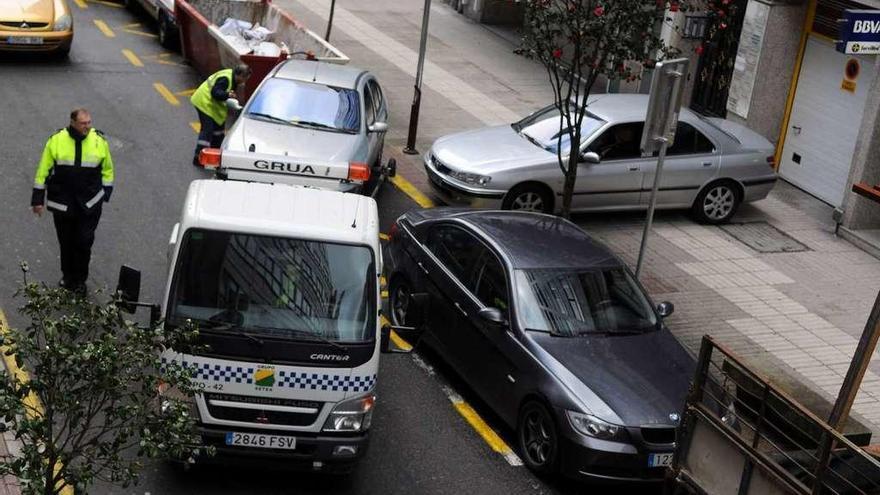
left=502, top=184, right=553, bottom=214
left=517, top=401, right=559, bottom=475
left=388, top=275, right=414, bottom=327
left=692, top=181, right=741, bottom=224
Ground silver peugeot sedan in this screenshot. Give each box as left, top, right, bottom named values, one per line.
left=424, top=94, right=777, bottom=224
left=223, top=59, right=389, bottom=193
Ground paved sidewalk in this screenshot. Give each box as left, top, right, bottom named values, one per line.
left=277, top=0, right=880, bottom=436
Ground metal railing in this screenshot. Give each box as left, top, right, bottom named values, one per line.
left=671, top=335, right=880, bottom=495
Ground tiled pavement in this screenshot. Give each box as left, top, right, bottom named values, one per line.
left=276, top=0, right=880, bottom=436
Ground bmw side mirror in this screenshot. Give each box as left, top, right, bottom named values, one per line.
left=116, top=265, right=142, bottom=314
left=657, top=301, right=675, bottom=318
left=368, top=121, right=388, bottom=133
left=478, top=307, right=508, bottom=327
left=581, top=151, right=600, bottom=164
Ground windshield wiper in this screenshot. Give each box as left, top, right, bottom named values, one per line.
left=186, top=318, right=265, bottom=346
left=247, top=112, right=293, bottom=125
left=290, top=120, right=353, bottom=134
left=253, top=326, right=349, bottom=354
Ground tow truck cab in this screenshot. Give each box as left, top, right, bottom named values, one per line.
left=159, top=179, right=382, bottom=471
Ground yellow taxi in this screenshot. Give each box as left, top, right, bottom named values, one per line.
left=0, top=0, right=74, bottom=56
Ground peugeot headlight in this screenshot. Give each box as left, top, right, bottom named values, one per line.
left=566, top=411, right=626, bottom=441
left=448, top=169, right=492, bottom=186
left=54, top=13, right=72, bottom=31
left=322, top=393, right=375, bottom=432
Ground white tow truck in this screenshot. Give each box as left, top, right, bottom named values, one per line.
left=117, top=178, right=404, bottom=472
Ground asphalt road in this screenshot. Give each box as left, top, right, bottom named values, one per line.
left=0, top=3, right=662, bottom=494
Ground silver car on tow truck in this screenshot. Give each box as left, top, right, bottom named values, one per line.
left=424, top=94, right=777, bottom=224
left=211, top=59, right=392, bottom=194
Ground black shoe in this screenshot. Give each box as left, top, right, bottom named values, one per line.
left=59, top=278, right=71, bottom=290
left=72, top=283, right=87, bottom=297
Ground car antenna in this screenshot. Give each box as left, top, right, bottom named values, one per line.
left=351, top=197, right=361, bottom=229
left=312, top=62, right=319, bottom=82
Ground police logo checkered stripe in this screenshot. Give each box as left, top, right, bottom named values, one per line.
left=277, top=371, right=376, bottom=392
left=161, top=358, right=254, bottom=384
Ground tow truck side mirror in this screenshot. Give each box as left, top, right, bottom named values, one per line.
left=116, top=265, right=141, bottom=314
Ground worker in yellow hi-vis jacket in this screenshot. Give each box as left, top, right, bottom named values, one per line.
left=191, top=63, right=252, bottom=166
left=31, top=108, right=114, bottom=294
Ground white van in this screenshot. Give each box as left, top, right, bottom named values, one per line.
left=119, top=179, right=393, bottom=472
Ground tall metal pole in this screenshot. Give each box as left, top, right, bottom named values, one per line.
left=325, top=0, right=337, bottom=42
left=635, top=137, right=669, bottom=278
left=403, top=0, right=432, bottom=155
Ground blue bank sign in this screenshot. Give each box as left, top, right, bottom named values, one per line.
left=837, top=10, right=880, bottom=55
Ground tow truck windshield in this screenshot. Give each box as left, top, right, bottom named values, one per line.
left=168, top=229, right=375, bottom=343
left=245, top=78, right=360, bottom=134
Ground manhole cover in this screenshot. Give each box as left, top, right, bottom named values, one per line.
left=719, top=221, right=809, bottom=253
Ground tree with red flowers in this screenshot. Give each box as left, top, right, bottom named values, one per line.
left=519, top=0, right=674, bottom=217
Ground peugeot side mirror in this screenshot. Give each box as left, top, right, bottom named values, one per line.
left=581, top=151, right=600, bottom=164
left=116, top=265, right=142, bottom=314
left=657, top=301, right=675, bottom=318
left=225, top=98, right=243, bottom=111
left=368, top=121, right=388, bottom=133
left=478, top=307, right=508, bottom=327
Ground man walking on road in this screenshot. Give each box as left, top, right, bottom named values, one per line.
left=191, top=63, right=252, bottom=166
left=31, top=108, right=114, bottom=294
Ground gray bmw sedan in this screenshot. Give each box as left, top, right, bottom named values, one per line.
left=424, top=94, right=777, bottom=224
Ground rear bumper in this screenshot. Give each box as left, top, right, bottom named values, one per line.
left=741, top=176, right=777, bottom=203
left=194, top=424, right=369, bottom=472
left=0, top=31, right=72, bottom=52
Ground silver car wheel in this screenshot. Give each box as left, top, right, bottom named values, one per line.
left=703, top=185, right=735, bottom=221
left=511, top=192, right=544, bottom=212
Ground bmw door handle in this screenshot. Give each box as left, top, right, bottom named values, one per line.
left=454, top=302, right=468, bottom=317
left=417, top=261, right=429, bottom=274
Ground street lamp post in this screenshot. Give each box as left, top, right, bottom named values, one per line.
left=403, top=0, right=432, bottom=155
left=325, top=0, right=337, bottom=42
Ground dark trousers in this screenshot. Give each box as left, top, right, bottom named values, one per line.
left=52, top=210, right=101, bottom=288
left=193, top=109, right=225, bottom=165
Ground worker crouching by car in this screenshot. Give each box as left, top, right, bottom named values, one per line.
left=190, top=63, right=252, bottom=166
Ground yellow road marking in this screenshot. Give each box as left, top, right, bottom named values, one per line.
left=391, top=174, right=435, bottom=208
left=72, top=0, right=87, bottom=9
left=88, top=0, right=122, bottom=7
left=381, top=290, right=389, bottom=299
left=190, top=122, right=200, bottom=133
left=121, top=49, right=143, bottom=67
left=379, top=315, right=412, bottom=351
left=123, top=28, right=158, bottom=39
left=380, top=275, right=387, bottom=287
left=379, top=232, right=389, bottom=241
left=93, top=19, right=115, bottom=38
left=176, top=88, right=196, bottom=97
left=122, top=22, right=143, bottom=29
left=453, top=401, right=515, bottom=455
left=153, top=82, right=180, bottom=106
left=0, top=311, right=75, bottom=494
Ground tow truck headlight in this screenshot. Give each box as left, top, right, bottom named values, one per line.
left=566, top=411, right=626, bottom=441
left=448, top=170, right=491, bottom=187
left=322, top=393, right=375, bottom=432
left=54, top=13, right=72, bottom=32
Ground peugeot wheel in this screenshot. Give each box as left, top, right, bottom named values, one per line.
left=692, top=181, right=741, bottom=224
left=502, top=184, right=553, bottom=214
left=158, top=14, right=176, bottom=49
left=517, top=401, right=559, bottom=475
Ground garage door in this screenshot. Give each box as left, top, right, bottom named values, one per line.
left=778, top=35, right=875, bottom=207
